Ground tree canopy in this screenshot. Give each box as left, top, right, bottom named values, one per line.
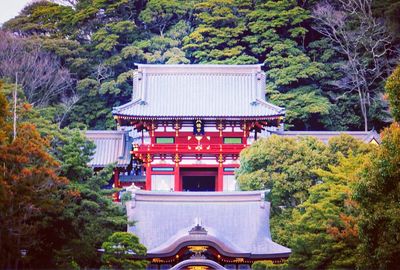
left=1, top=0, right=397, bottom=130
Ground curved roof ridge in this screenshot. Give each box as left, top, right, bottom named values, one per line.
left=148, top=225, right=247, bottom=256
left=113, top=98, right=142, bottom=113
left=255, top=98, right=285, bottom=114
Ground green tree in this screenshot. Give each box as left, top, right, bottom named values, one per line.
left=238, top=133, right=373, bottom=259
left=237, top=135, right=329, bottom=210
left=3, top=1, right=74, bottom=37
left=385, top=65, right=400, bottom=122
left=372, top=0, right=400, bottom=42
left=101, top=232, right=148, bottom=270
left=252, top=260, right=289, bottom=270
left=51, top=131, right=126, bottom=268
left=269, top=86, right=330, bottom=130
left=184, top=0, right=257, bottom=64
left=0, top=85, right=126, bottom=268
left=354, top=123, right=400, bottom=269
left=245, top=0, right=329, bottom=130
left=289, top=152, right=369, bottom=269
left=140, top=0, right=188, bottom=37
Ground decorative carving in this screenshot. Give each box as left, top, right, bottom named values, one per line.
left=174, top=120, right=181, bottom=136
left=142, top=120, right=158, bottom=136
left=217, top=154, right=225, bottom=166
left=189, top=218, right=208, bottom=235
left=216, top=120, right=225, bottom=137
left=193, top=119, right=204, bottom=135
left=174, top=153, right=181, bottom=165
left=188, top=246, right=208, bottom=253
left=195, top=135, right=203, bottom=151
left=188, top=265, right=208, bottom=270
left=241, top=120, right=247, bottom=137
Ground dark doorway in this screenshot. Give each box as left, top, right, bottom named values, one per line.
left=182, top=176, right=215, bottom=191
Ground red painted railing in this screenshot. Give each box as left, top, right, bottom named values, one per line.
left=132, top=143, right=248, bottom=155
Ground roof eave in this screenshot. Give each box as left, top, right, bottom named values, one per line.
left=134, top=63, right=265, bottom=68
left=112, top=114, right=285, bottom=120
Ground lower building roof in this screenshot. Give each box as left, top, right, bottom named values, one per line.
left=126, top=191, right=291, bottom=258
left=273, top=130, right=380, bottom=144
left=85, top=130, right=132, bottom=168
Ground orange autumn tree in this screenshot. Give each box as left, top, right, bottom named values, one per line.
left=0, top=90, right=68, bottom=269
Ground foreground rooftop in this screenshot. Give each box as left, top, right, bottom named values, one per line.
left=126, top=190, right=291, bottom=259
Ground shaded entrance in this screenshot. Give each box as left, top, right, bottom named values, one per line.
left=182, top=176, right=215, bottom=191
left=180, top=168, right=217, bottom=192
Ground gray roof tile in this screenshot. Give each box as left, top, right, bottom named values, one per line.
left=126, top=191, right=291, bottom=257
left=113, top=64, right=284, bottom=119
left=85, top=130, right=131, bottom=168
left=274, top=130, right=380, bottom=144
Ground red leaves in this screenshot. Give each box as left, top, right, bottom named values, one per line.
left=0, top=113, right=69, bottom=266
left=327, top=213, right=359, bottom=240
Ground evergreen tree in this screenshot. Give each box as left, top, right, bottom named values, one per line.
left=183, top=0, right=257, bottom=64
left=101, top=232, right=148, bottom=270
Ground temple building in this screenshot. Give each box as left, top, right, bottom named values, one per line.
left=86, top=64, right=380, bottom=269
left=112, top=64, right=285, bottom=192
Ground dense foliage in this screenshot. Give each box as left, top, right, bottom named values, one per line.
left=0, top=85, right=126, bottom=269
left=237, top=135, right=330, bottom=210
left=0, top=92, right=69, bottom=269
left=241, top=68, right=400, bottom=269
left=354, top=123, right=400, bottom=270
left=1, top=0, right=398, bottom=130
left=385, top=65, right=400, bottom=122
left=237, top=134, right=376, bottom=269
left=352, top=67, right=400, bottom=269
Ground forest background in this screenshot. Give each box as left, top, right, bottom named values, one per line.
left=0, top=0, right=399, bottom=269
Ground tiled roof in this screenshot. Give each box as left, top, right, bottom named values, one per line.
left=85, top=130, right=132, bottom=168
left=113, top=64, right=284, bottom=119
left=274, top=130, right=381, bottom=144
left=126, top=190, right=291, bottom=258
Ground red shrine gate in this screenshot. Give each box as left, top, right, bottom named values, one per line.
left=125, top=119, right=281, bottom=192
left=130, top=120, right=252, bottom=191
left=112, top=64, right=284, bottom=192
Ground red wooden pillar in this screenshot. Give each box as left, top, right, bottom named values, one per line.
left=174, top=164, right=180, bottom=191
left=113, top=168, right=120, bottom=187
left=217, top=165, right=223, bottom=191
left=146, top=163, right=152, bottom=190
left=113, top=168, right=120, bottom=202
